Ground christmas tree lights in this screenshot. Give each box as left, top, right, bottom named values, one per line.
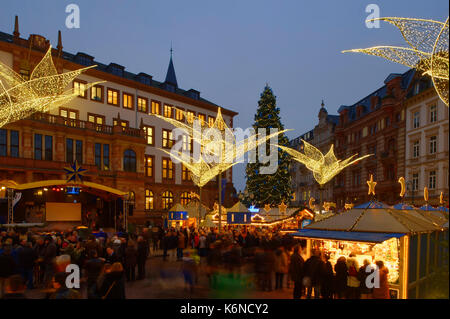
left=343, top=17, right=449, bottom=106
left=0, top=46, right=99, bottom=127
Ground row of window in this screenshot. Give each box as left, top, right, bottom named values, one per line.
left=412, top=105, right=438, bottom=129
left=73, top=81, right=219, bottom=126
left=412, top=136, right=438, bottom=158
left=145, top=190, right=192, bottom=210
left=410, top=171, right=438, bottom=191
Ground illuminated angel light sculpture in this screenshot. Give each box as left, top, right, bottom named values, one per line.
left=0, top=45, right=98, bottom=127
left=278, top=140, right=372, bottom=187
left=152, top=107, right=288, bottom=229
left=343, top=17, right=449, bottom=106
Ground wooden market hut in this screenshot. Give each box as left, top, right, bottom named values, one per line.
left=291, top=201, right=448, bottom=299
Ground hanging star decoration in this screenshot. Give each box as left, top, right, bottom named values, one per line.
left=343, top=17, right=449, bottom=106
left=398, top=177, right=406, bottom=198
left=278, top=202, right=287, bottom=214
left=344, top=203, right=354, bottom=210
left=367, top=174, right=377, bottom=196
left=264, top=204, right=271, bottom=213
left=0, top=46, right=100, bottom=128
left=153, top=107, right=288, bottom=188
left=277, top=140, right=372, bottom=187
left=64, top=161, right=87, bottom=183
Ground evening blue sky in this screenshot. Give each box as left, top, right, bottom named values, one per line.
left=1, top=0, right=448, bottom=192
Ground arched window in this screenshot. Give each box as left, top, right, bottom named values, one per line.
left=162, top=191, right=173, bottom=210
left=180, top=191, right=191, bottom=206
left=123, top=149, right=136, bottom=172
left=145, top=189, right=154, bottom=210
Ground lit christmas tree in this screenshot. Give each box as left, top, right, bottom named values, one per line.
left=243, top=85, right=292, bottom=207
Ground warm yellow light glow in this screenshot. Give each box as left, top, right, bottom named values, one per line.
left=398, top=176, right=406, bottom=198
left=344, top=203, right=354, bottom=210
left=440, top=191, right=444, bottom=205
left=154, top=107, right=288, bottom=188
left=343, top=17, right=449, bottom=106
left=0, top=46, right=100, bottom=127
left=323, top=202, right=336, bottom=211
left=367, top=174, right=377, bottom=195
left=309, top=197, right=315, bottom=210
left=424, top=187, right=429, bottom=202
left=278, top=140, right=372, bottom=186
left=264, top=204, right=271, bottom=213
left=278, top=202, right=287, bottom=214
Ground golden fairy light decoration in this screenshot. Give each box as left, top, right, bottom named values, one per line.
left=344, top=203, right=354, bottom=210
left=424, top=187, right=429, bottom=202
left=278, top=140, right=372, bottom=187
left=309, top=197, right=315, bottom=210
left=440, top=192, right=444, bottom=205
left=264, top=204, right=271, bottom=213
left=367, top=174, right=377, bottom=196
left=343, top=17, right=449, bottom=106
left=0, top=46, right=99, bottom=127
left=278, top=202, right=287, bottom=214
left=398, top=177, right=406, bottom=198
left=153, top=107, right=288, bottom=188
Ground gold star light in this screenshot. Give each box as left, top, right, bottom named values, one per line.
left=264, top=204, right=271, bottom=213
left=278, top=202, right=287, bottom=214
left=278, top=140, right=372, bottom=187
left=367, top=174, right=377, bottom=196
left=343, top=17, right=449, bottom=106
left=0, top=46, right=99, bottom=127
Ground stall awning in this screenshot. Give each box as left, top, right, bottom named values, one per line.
left=291, top=229, right=406, bottom=243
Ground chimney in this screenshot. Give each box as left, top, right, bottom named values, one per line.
left=13, top=15, right=20, bottom=39
left=57, top=30, right=63, bottom=56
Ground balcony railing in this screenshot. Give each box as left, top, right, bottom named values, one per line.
left=27, top=112, right=143, bottom=138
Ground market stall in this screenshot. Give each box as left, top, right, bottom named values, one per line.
left=167, top=203, right=188, bottom=228
left=291, top=200, right=446, bottom=299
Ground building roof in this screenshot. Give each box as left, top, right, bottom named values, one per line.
left=0, top=30, right=238, bottom=116
left=291, top=229, right=405, bottom=243
left=337, top=69, right=415, bottom=122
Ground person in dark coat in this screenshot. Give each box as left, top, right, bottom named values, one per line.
left=288, top=246, right=304, bottom=299
left=334, top=256, right=348, bottom=299
left=0, top=246, right=16, bottom=298
left=304, top=250, right=324, bottom=299
left=358, top=259, right=374, bottom=299
left=84, top=250, right=104, bottom=299
left=320, top=254, right=334, bottom=299
left=98, top=262, right=126, bottom=299
left=49, top=272, right=81, bottom=299
left=136, top=236, right=149, bottom=280
left=104, top=247, right=119, bottom=265
left=124, top=240, right=137, bottom=281
left=17, top=240, right=37, bottom=289
left=43, top=236, right=57, bottom=287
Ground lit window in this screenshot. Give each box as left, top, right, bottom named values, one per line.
left=182, top=135, right=192, bottom=152
left=162, top=191, right=173, bottom=210
left=182, top=165, right=191, bottom=181
left=151, top=100, right=161, bottom=114
left=123, top=93, right=134, bottom=110
left=143, top=126, right=153, bottom=145
left=180, top=191, right=191, bottom=205
left=198, top=113, right=206, bottom=125
left=175, top=108, right=184, bottom=121
left=145, top=155, right=153, bottom=177
left=163, top=104, right=173, bottom=118
left=73, top=80, right=86, bottom=98
left=91, top=86, right=103, bottom=102
left=145, top=189, right=154, bottom=210
left=208, top=116, right=215, bottom=128
left=107, top=88, right=119, bottom=106
left=138, top=97, right=148, bottom=113
left=186, top=111, right=195, bottom=124
left=162, top=129, right=173, bottom=149
left=162, top=158, right=173, bottom=179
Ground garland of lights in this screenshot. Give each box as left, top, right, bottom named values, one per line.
left=343, top=17, right=449, bottom=106
left=0, top=46, right=99, bottom=127
left=278, top=139, right=372, bottom=187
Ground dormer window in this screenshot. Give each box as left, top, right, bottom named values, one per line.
left=187, top=89, right=200, bottom=100
left=75, top=52, right=94, bottom=66
left=108, top=63, right=124, bottom=77
left=136, top=73, right=152, bottom=85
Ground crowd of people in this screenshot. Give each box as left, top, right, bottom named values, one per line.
left=0, top=225, right=391, bottom=299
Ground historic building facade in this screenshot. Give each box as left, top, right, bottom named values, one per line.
left=333, top=70, right=415, bottom=207
left=289, top=102, right=339, bottom=206
left=0, top=17, right=237, bottom=226
left=404, top=76, right=449, bottom=206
